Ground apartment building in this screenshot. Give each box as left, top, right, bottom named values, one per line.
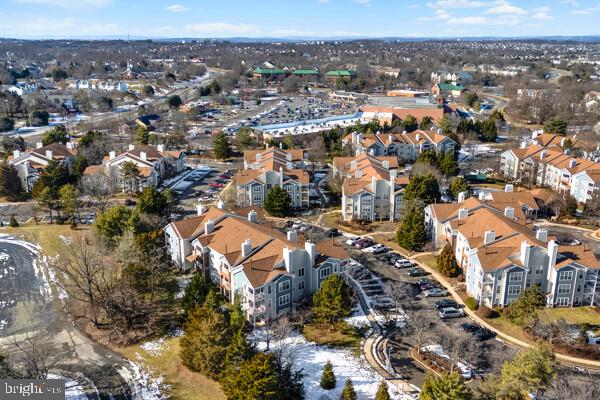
left=343, top=129, right=456, bottom=163
left=9, top=142, right=76, bottom=191
left=333, top=154, right=408, bottom=222
left=83, top=144, right=186, bottom=192
left=164, top=205, right=350, bottom=323
left=435, top=205, right=600, bottom=308
left=235, top=147, right=310, bottom=209
left=500, top=144, right=600, bottom=203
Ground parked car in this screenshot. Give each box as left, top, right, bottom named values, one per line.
left=326, top=228, right=341, bottom=238
left=372, top=246, right=389, bottom=255
left=407, top=267, right=428, bottom=277
left=346, top=236, right=359, bottom=246
left=460, top=323, right=480, bottom=333
left=209, top=182, right=224, bottom=188
left=435, top=299, right=459, bottom=310
left=473, top=327, right=496, bottom=341
left=438, top=307, right=465, bottom=319
left=423, top=287, right=448, bottom=297
left=395, top=259, right=413, bottom=269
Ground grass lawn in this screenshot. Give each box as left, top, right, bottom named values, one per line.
left=320, top=211, right=342, bottom=229
left=120, top=337, right=225, bottom=400
left=303, top=321, right=362, bottom=351
left=484, top=314, right=534, bottom=345
left=371, top=233, right=414, bottom=257
left=537, top=307, right=600, bottom=326
left=414, top=254, right=438, bottom=270
left=1, top=223, right=91, bottom=257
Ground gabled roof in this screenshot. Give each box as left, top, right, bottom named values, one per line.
left=254, top=67, right=286, bottom=75
left=436, top=83, right=464, bottom=91
left=359, top=106, right=445, bottom=122
left=325, top=70, right=354, bottom=77
left=292, top=69, right=319, bottom=75
left=244, top=147, right=305, bottom=164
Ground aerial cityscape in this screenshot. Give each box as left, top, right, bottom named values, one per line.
left=2, top=1, right=600, bottom=399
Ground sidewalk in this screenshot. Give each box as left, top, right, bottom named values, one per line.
left=408, top=252, right=600, bottom=371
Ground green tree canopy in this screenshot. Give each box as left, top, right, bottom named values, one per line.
left=320, top=360, right=336, bottom=389
left=0, top=162, right=23, bottom=200
left=404, top=115, right=419, bottom=132
left=136, top=186, right=169, bottom=216
left=29, top=111, right=49, bottom=127
left=312, top=274, right=351, bottom=325
left=220, top=353, right=279, bottom=400
left=71, top=154, right=89, bottom=181
left=438, top=151, right=460, bottom=177
left=58, top=184, right=79, bottom=220
left=263, top=186, right=292, bottom=218
left=181, top=275, right=213, bottom=315
left=543, top=116, right=568, bottom=136
left=420, top=372, right=471, bottom=400
left=236, top=127, right=255, bottom=151
left=143, top=85, right=155, bottom=96
left=213, top=133, right=232, bottom=160
left=375, top=380, right=391, bottom=400
left=94, top=205, right=133, bottom=242
left=42, top=125, right=69, bottom=145
left=449, top=177, right=469, bottom=199
left=404, top=174, right=441, bottom=206
left=120, top=161, right=141, bottom=194
left=437, top=244, right=461, bottom=278
left=0, top=117, right=15, bottom=132
left=505, top=285, right=546, bottom=327
left=397, top=206, right=428, bottom=251
left=31, top=160, right=70, bottom=199
left=341, top=379, right=357, bottom=400
left=136, top=126, right=150, bottom=145
left=420, top=116, right=433, bottom=130
left=167, top=94, right=183, bottom=109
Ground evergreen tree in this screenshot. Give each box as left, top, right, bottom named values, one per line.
left=136, top=186, right=169, bottom=216
left=420, top=372, right=471, bottom=400
left=420, top=116, right=433, bottom=130
left=167, top=94, right=183, bottom=108
left=274, top=359, right=305, bottom=400
left=340, top=379, right=357, bottom=400
left=181, top=275, right=212, bottom=314
left=439, top=115, right=453, bottom=135
left=180, top=303, right=230, bottom=380
left=36, top=186, right=58, bottom=224
left=58, top=184, right=79, bottom=221
left=404, top=174, right=441, bottom=207
left=42, top=125, right=69, bottom=145
left=478, top=118, right=497, bottom=142
left=220, top=353, right=279, bottom=400
left=543, top=116, right=568, bottom=136
left=213, top=133, right=232, bottom=160
left=505, top=286, right=546, bottom=327
left=0, top=162, right=23, bottom=200
left=236, top=127, right=255, bottom=150
left=263, top=186, right=291, bottom=218
left=416, top=150, right=439, bottom=168
left=8, top=215, right=19, bottom=228
left=320, top=361, right=336, bottom=389
left=120, top=161, right=141, bottom=194
left=438, top=151, right=459, bottom=177
left=71, top=154, right=88, bottom=181
left=312, top=275, right=351, bottom=325
left=449, top=177, right=469, bottom=199
left=404, top=115, right=419, bottom=132
left=494, top=343, right=556, bottom=399
left=136, top=127, right=150, bottom=145
left=375, top=380, right=391, bottom=400
left=31, top=160, right=70, bottom=199
left=94, top=205, right=133, bottom=242
left=437, top=244, right=461, bottom=278
left=0, top=117, right=15, bottom=132
left=396, top=206, right=428, bottom=251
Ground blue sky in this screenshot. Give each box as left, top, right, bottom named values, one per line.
left=1, top=0, right=600, bottom=39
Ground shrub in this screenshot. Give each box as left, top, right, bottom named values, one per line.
left=8, top=215, right=19, bottom=227
left=476, top=306, right=499, bottom=319
left=465, top=297, right=478, bottom=311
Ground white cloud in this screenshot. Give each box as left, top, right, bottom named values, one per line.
left=317, top=0, right=330, bottom=3
left=571, top=9, right=591, bottom=14
left=183, top=22, right=261, bottom=36
left=427, top=0, right=492, bottom=9
left=165, top=4, right=190, bottom=13
left=352, top=0, right=370, bottom=4
left=13, top=0, right=111, bottom=6
left=561, top=0, right=579, bottom=6
left=532, top=6, right=553, bottom=20
left=485, top=2, right=526, bottom=15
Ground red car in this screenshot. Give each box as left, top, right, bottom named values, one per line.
left=209, top=182, right=224, bottom=188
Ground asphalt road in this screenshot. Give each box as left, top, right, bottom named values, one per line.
left=0, top=238, right=132, bottom=399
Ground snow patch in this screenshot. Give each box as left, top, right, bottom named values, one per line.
left=250, top=329, right=413, bottom=400
left=46, top=374, right=90, bottom=400
left=119, top=358, right=170, bottom=400
left=140, top=338, right=166, bottom=357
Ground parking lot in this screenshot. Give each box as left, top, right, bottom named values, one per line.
left=341, top=238, right=518, bottom=386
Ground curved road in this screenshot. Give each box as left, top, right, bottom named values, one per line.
left=0, top=238, right=132, bottom=399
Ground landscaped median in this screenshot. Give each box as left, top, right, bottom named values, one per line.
left=409, top=250, right=600, bottom=371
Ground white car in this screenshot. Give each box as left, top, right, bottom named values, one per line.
left=394, top=259, right=413, bottom=268
left=423, top=288, right=448, bottom=297
left=346, top=236, right=359, bottom=246
left=363, top=244, right=384, bottom=253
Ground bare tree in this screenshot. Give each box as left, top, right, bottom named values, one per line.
left=79, top=174, right=119, bottom=213
left=409, top=314, right=433, bottom=354
left=6, top=332, right=55, bottom=379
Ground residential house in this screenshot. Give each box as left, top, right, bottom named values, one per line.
left=9, top=142, right=76, bottom=191
left=358, top=106, right=446, bottom=127
left=235, top=147, right=310, bottom=209
left=164, top=206, right=351, bottom=323
left=83, top=144, right=186, bottom=192
left=432, top=83, right=465, bottom=99
left=437, top=206, right=600, bottom=308
left=69, top=79, right=128, bottom=92
left=8, top=82, right=38, bottom=96
left=333, top=154, right=408, bottom=222
left=500, top=144, right=600, bottom=203
left=343, top=129, right=456, bottom=163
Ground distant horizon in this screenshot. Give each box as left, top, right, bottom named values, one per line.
left=1, top=0, right=600, bottom=39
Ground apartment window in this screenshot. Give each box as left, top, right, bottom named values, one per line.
left=557, top=284, right=571, bottom=295
left=559, top=271, right=574, bottom=281
left=556, top=297, right=569, bottom=307
left=267, top=285, right=272, bottom=295
left=298, top=268, right=305, bottom=277
left=319, top=267, right=331, bottom=279
left=279, top=281, right=290, bottom=291
left=278, top=294, right=290, bottom=306
left=535, top=266, right=544, bottom=275
left=298, top=281, right=305, bottom=290
left=509, top=272, right=523, bottom=282
left=252, top=186, right=261, bottom=192
left=508, top=285, right=521, bottom=296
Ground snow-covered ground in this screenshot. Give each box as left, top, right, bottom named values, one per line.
left=119, top=358, right=170, bottom=400
left=251, top=328, right=413, bottom=400
left=46, top=374, right=92, bottom=400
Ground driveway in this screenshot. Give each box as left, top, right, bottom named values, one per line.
left=0, top=238, right=133, bottom=399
